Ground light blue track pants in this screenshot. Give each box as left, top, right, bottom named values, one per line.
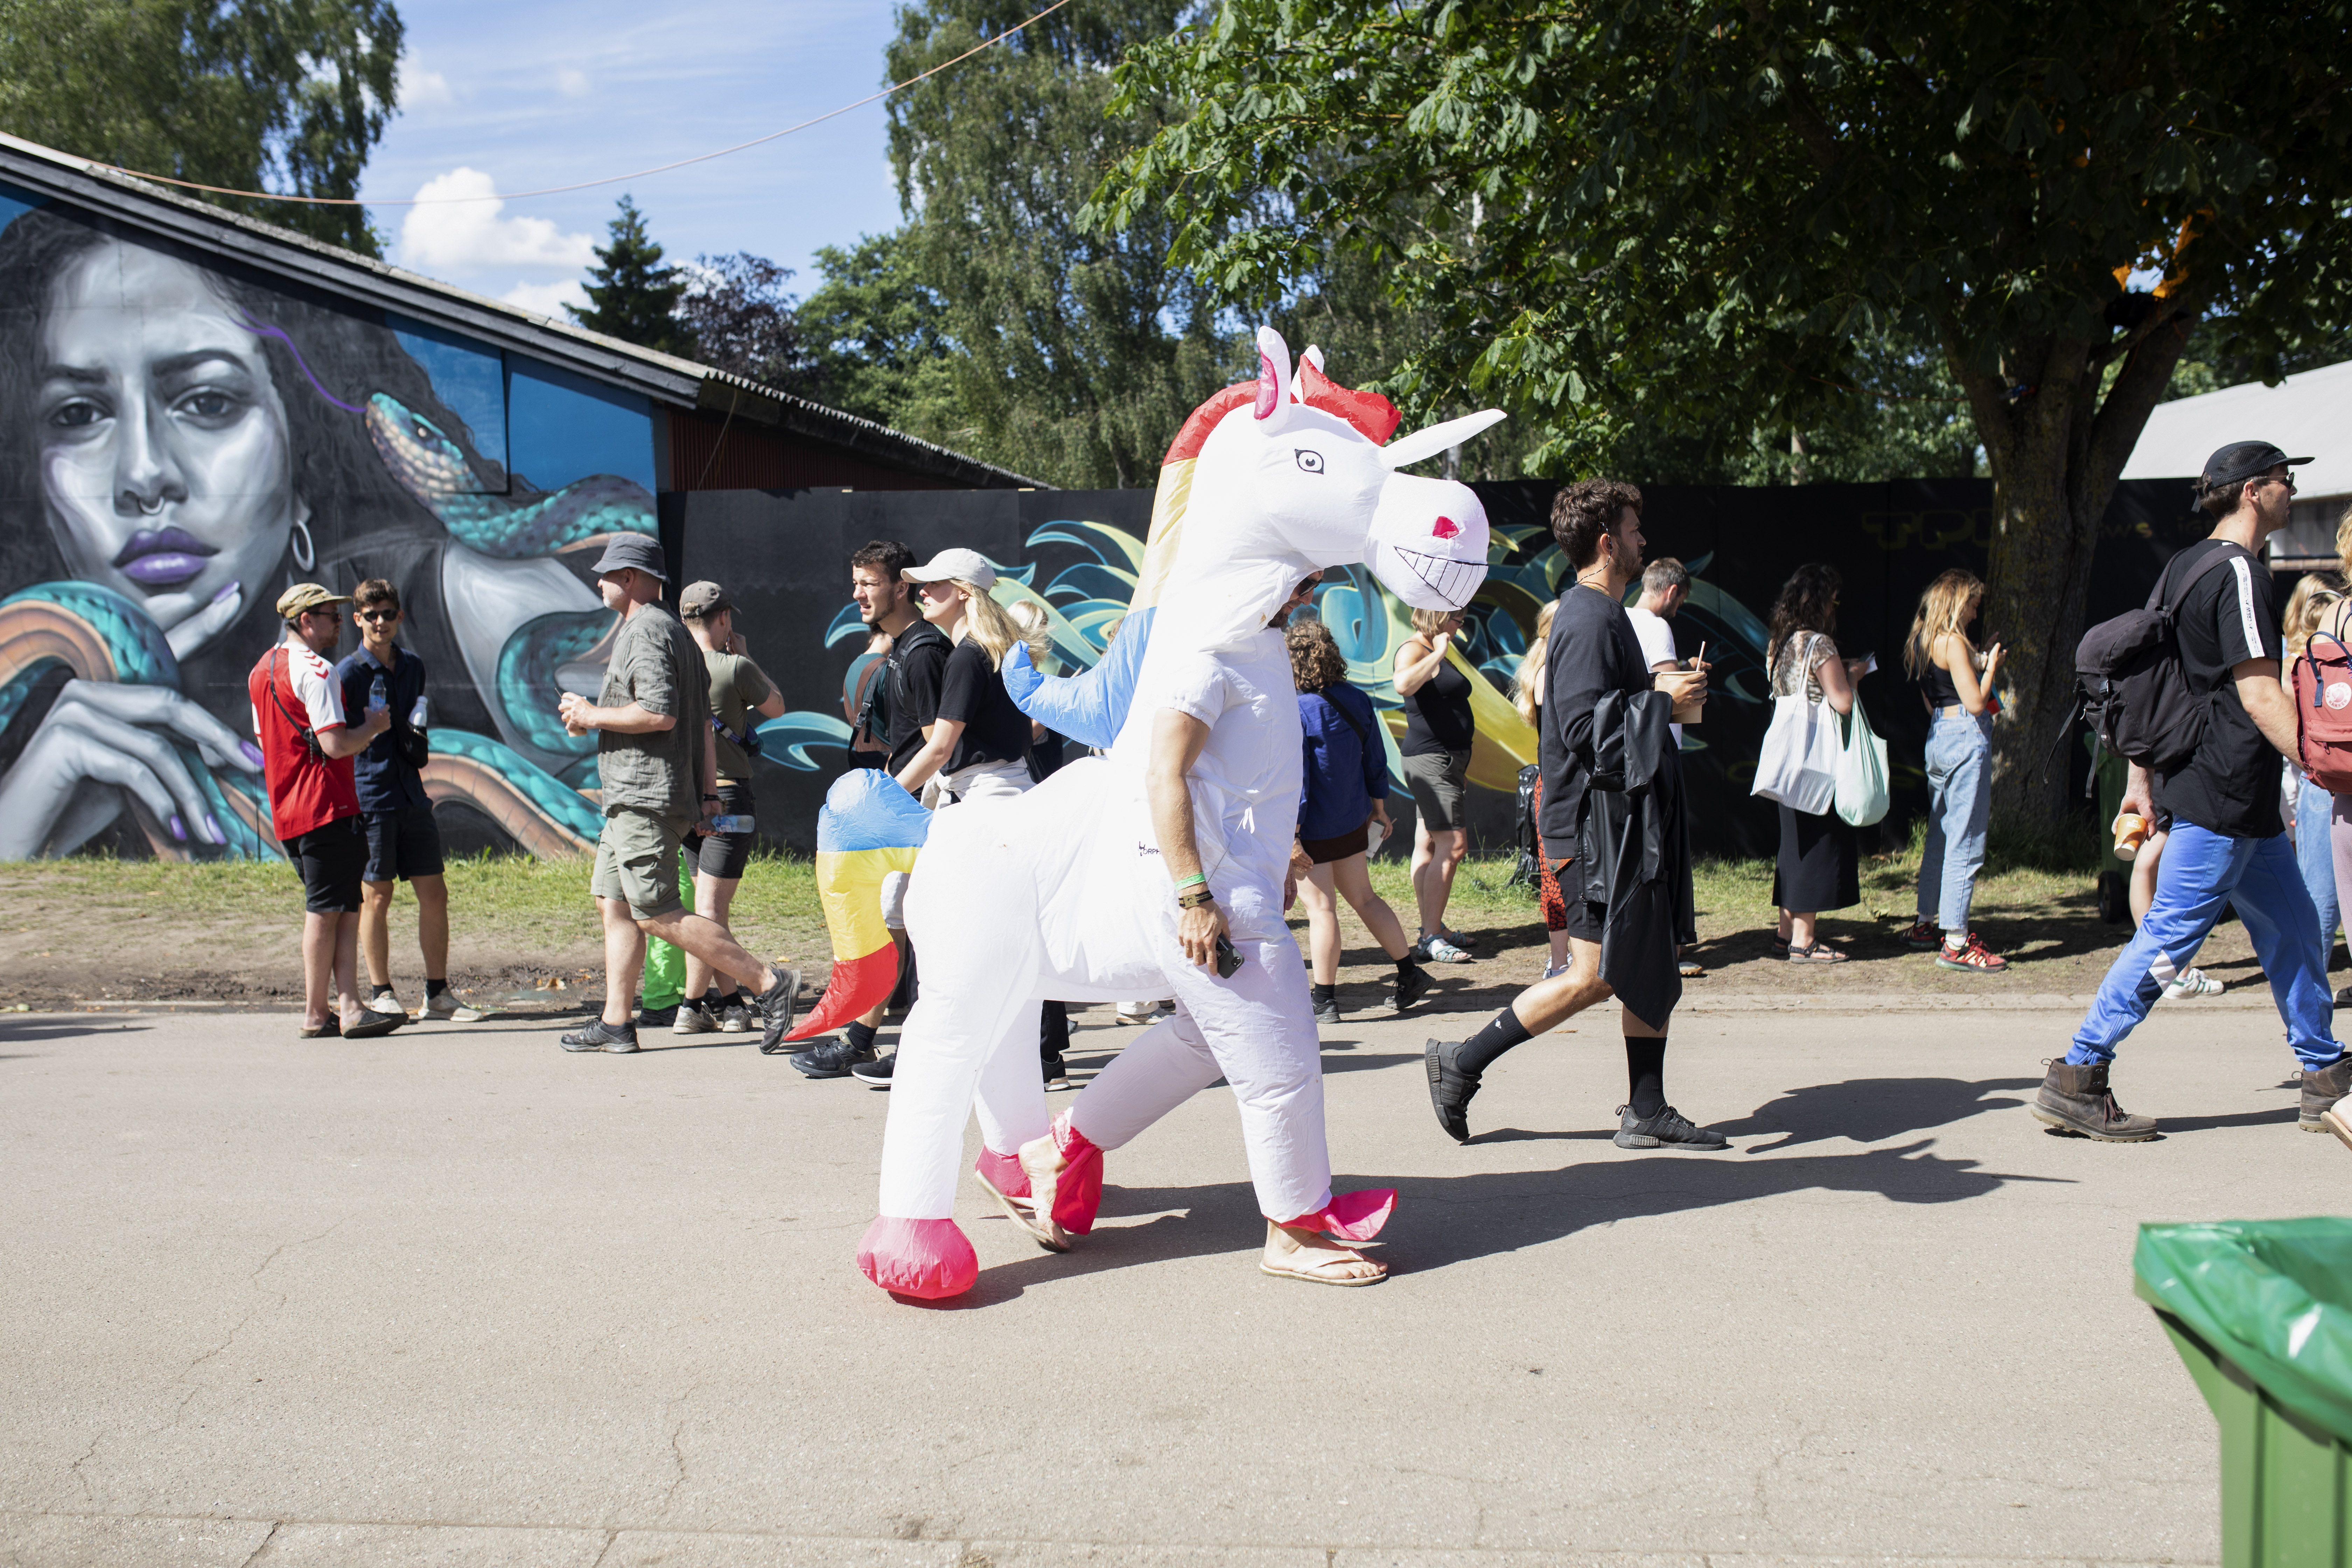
left=1916, top=712, right=1992, bottom=935
left=2069, top=823, right=2344, bottom=1071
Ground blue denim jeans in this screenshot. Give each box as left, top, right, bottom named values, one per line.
left=1916, top=711, right=1991, bottom=935
left=2294, top=774, right=2341, bottom=960
left=2069, top=824, right=2342, bottom=1071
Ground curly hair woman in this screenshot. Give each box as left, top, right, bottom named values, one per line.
left=1765, top=563, right=1867, bottom=962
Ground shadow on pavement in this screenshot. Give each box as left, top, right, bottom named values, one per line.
left=1706, top=1074, right=2038, bottom=1153
left=970, top=1135, right=2069, bottom=1294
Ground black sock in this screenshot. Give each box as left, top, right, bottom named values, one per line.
left=370, top=983, right=395, bottom=999
left=426, top=978, right=449, bottom=999
left=702, top=987, right=724, bottom=1007
left=845, top=1019, right=877, bottom=1052
left=1625, top=1036, right=1667, bottom=1118
left=1395, top=954, right=1421, bottom=975
left=1310, top=982, right=1336, bottom=1004
left=1456, top=1006, right=1534, bottom=1077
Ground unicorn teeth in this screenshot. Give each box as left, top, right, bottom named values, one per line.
left=1389, top=546, right=1482, bottom=608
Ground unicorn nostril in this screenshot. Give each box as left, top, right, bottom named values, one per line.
left=1432, top=516, right=1461, bottom=540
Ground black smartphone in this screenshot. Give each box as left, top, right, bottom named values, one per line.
left=1213, top=934, right=1243, bottom=979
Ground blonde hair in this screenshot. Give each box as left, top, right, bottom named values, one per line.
left=2284, top=572, right=2346, bottom=657
left=1410, top=606, right=1461, bottom=637
left=952, top=582, right=1042, bottom=671
left=1512, top=600, right=1558, bottom=726
left=1003, top=598, right=1057, bottom=673
left=1903, top=569, right=1983, bottom=680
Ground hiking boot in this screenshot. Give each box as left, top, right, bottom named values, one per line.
left=755, top=967, right=804, bottom=1054
left=1424, top=1038, right=1480, bottom=1144
left=1394, top=962, right=1431, bottom=1014
left=787, top=1034, right=873, bottom=1079
left=1614, top=1104, right=1729, bottom=1150
left=672, top=1001, right=720, bottom=1036
left=2030, top=1059, right=2158, bottom=1141
left=1935, top=936, right=2009, bottom=973
left=2300, top=1054, right=2352, bottom=1132
left=560, top=1019, right=639, bottom=1054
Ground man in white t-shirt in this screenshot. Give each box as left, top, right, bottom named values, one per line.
left=1623, top=558, right=1689, bottom=745
left=1019, top=576, right=1393, bottom=1286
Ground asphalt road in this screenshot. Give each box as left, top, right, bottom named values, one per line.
left=3, top=993, right=2341, bottom=1567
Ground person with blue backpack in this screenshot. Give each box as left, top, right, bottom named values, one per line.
left=2040, top=441, right=2351, bottom=1141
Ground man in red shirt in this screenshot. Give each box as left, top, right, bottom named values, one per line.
left=249, top=584, right=398, bottom=1040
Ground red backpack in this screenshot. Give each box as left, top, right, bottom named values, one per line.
left=2292, top=631, right=2352, bottom=792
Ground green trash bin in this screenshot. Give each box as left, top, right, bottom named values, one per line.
left=2135, top=1219, right=2352, bottom=1566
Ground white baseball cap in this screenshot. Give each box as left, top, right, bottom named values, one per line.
left=902, top=547, right=997, bottom=590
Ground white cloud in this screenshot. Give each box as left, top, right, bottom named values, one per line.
left=399, top=55, right=455, bottom=109
left=502, top=279, right=587, bottom=318
left=556, top=68, right=590, bottom=97
left=396, top=167, right=597, bottom=274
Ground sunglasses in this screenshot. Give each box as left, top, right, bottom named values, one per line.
left=357, top=608, right=400, bottom=623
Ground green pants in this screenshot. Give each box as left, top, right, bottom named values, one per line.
left=639, top=850, right=694, bottom=1009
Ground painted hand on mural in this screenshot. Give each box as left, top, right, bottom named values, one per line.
left=0, top=679, right=258, bottom=858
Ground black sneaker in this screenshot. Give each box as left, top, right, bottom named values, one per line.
left=1041, top=1054, right=1071, bottom=1091
left=850, top=1054, right=896, bottom=1086
left=1613, top=1104, right=1727, bottom=1150
left=788, top=1034, right=873, bottom=1079
left=1424, top=1038, right=1480, bottom=1144
left=561, top=1019, right=639, bottom=1054
left=755, top=968, right=804, bottom=1054
left=636, top=1002, right=678, bottom=1031
left=1394, top=962, right=1431, bottom=1014
left=1312, top=995, right=1342, bottom=1025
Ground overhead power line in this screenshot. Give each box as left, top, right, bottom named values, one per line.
left=76, top=0, right=1079, bottom=209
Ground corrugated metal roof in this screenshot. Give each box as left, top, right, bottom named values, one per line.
left=2121, top=358, right=2352, bottom=500
left=0, top=131, right=1051, bottom=491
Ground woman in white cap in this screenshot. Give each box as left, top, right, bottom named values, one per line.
left=892, top=548, right=1046, bottom=802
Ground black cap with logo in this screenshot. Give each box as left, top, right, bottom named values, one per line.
left=2199, top=441, right=2312, bottom=491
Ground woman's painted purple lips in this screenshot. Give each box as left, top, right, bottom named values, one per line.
left=112, top=527, right=218, bottom=589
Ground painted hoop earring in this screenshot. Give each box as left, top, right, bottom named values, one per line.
left=290, top=515, right=316, bottom=572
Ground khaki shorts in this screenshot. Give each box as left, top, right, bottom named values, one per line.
left=591, top=806, right=693, bottom=920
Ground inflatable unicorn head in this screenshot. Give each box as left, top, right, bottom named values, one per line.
left=1155, top=327, right=1502, bottom=653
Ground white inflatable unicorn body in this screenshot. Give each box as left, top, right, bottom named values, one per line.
left=845, top=328, right=1501, bottom=1297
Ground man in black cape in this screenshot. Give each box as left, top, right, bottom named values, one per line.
left=1424, top=478, right=1726, bottom=1149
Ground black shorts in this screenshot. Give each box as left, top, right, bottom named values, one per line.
left=686, top=782, right=755, bottom=880
left=362, top=802, right=445, bottom=883
left=1560, top=894, right=1607, bottom=944
left=283, top=817, right=364, bottom=915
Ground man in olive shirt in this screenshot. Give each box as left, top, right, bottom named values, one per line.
left=555, top=536, right=799, bottom=1053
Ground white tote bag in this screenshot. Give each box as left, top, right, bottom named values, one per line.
left=1833, top=704, right=1890, bottom=827
left=1751, top=693, right=1840, bottom=815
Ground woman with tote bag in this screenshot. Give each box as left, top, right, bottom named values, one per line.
left=1762, top=565, right=1866, bottom=962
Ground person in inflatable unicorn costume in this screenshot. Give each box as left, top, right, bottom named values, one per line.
left=786, top=328, right=1504, bottom=1297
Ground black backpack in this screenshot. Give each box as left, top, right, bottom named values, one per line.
left=2075, top=542, right=2251, bottom=772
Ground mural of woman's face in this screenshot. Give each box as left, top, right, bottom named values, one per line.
left=36, top=240, right=298, bottom=646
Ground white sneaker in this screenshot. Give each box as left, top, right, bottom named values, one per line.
left=2162, top=967, right=2224, bottom=1000
left=1542, top=961, right=1571, bottom=980
left=365, top=992, right=407, bottom=1017
left=422, top=990, right=492, bottom=1022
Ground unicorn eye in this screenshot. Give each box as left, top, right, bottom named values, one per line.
left=1294, top=449, right=1324, bottom=473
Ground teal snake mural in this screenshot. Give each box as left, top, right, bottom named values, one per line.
left=0, top=184, right=652, bottom=860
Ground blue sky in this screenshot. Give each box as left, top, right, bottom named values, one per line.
left=358, top=0, right=910, bottom=319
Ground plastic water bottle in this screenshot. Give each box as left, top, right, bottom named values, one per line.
left=709, top=814, right=755, bottom=834
left=369, top=673, right=388, bottom=713
left=410, top=694, right=428, bottom=728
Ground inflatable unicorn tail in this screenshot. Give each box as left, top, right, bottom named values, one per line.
left=788, top=769, right=930, bottom=1042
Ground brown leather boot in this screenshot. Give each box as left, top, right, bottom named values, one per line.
left=2031, top=1059, right=2159, bottom=1141
left=2301, top=1054, right=2352, bottom=1132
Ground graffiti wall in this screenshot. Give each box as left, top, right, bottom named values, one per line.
left=680, top=475, right=2207, bottom=863
left=0, top=182, right=663, bottom=861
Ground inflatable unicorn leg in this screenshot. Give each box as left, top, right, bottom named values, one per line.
left=859, top=828, right=1044, bottom=1299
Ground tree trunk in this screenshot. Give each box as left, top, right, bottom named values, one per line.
left=1958, top=306, right=2200, bottom=832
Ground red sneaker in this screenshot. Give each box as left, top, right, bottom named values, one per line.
left=1899, top=919, right=1940, bottom=950
left=1935, top=936, right=2008, bottom=973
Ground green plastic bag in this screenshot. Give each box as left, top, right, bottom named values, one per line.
left=1833, top=704, right=1889, bottom=827
left=2134, top=1218, right=2352, bottom=1444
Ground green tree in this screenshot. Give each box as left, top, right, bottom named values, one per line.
left=797, top=230, right=966, bottom=439
left=1092, top=0, right=2352, bottom=826
left=0, top=0, right=402, bottom=254
left=567, top=195, right=693, bottom=357
left=883, top=0, right=1234, bottom=489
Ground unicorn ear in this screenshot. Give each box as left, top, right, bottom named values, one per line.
left=1301, top=344, right=1325, bottom=379
left=1380, top=409, right=1507, bottom=470
left=1253, top=326, right=1296, bottom=431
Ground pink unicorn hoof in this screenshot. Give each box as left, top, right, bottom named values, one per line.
left=856, top=1217, right=978, bottom=1299
left=1284, top=1188, right=1396, bottom=1242
left=974, top=1147, right=1031, bottom=1200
